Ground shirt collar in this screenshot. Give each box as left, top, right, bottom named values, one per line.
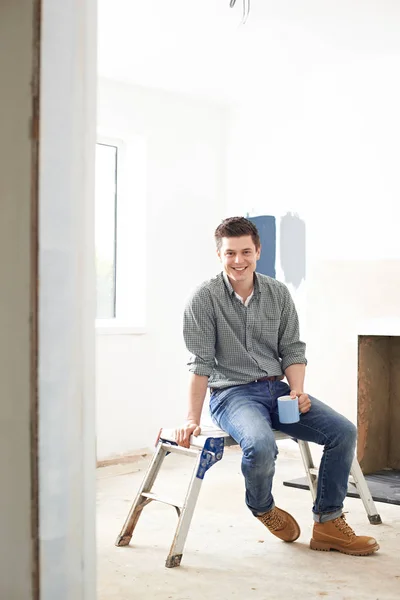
left=222, top=271, right=261, bottom=295
left=222, top=271, right=234, bottom=295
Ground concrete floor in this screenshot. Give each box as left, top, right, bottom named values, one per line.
left=97, top=441, right=400, bottom=600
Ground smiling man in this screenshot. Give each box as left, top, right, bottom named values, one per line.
left=176, top=216, right=379, bottom=556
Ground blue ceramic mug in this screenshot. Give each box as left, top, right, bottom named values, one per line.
left=277, top=395, right=300, bottom=424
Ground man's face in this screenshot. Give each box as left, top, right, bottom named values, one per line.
left=217, top=236, right=261, bottom=284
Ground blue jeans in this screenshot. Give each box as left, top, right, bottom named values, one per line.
left=209, top=380, right=357, bottom=523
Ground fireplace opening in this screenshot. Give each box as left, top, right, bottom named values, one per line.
left=357, top=335, right=400, bottom=505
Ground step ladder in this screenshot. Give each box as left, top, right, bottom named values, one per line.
left=115, top=426, right=382, bottom=568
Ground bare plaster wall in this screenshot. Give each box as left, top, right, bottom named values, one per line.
left=0, top=1, right=36, bottom=597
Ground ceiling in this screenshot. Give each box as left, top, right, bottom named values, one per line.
left=97, top=0, right=400, bottom=104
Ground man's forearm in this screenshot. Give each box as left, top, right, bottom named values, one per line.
left=285, top=363, right=306, bottom=393
left=187, top=374, right=208, bottom=423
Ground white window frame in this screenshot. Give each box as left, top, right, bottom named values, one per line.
left=95, top=131, right=147, bottom=335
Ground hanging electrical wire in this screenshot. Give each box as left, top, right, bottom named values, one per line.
left=229, top=0, right=251, bottom=25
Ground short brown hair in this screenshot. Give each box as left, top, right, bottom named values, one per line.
left=214, top=216, right=261, bottom=250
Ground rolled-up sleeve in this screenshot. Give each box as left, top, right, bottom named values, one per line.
left=278, top=286, right=307, bottom=371
left=183, top=287, right=216, bottom=377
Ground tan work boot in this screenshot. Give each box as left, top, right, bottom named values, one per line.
left=310, top=514, right=379, bottom=556
left=256, top=506, right=300, bottom=542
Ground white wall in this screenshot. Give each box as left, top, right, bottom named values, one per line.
left=96, top=79, right=226, bottom=459
left=97, top=6, right=400, bottom=457
left=39, top=2, right=97, bottom=598
left=306, top=261, right=400, bottom=425
left=226, top=37, right=400, bottom=423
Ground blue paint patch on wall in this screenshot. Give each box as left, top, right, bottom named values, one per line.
left=247, top=215, right=276, bottom=278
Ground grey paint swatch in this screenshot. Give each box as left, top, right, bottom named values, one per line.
left=280, top=212, right=306, bottom=288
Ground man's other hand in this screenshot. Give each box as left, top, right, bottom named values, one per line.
left=175, top=422, right=201, bottom=448
left=290, top=390, right=311, bottom=414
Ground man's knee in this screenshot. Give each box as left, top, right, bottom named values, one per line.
left=335, top=418, right=357, bottom=450
left=344, top=420, right=357, bottom=447
left=242, top=434, right=278, bottom=469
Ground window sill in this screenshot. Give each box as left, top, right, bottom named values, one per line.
left=96, top=320, right=146, bottom=335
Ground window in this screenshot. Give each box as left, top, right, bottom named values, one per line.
left=95, top=142, right=118, bottom=319
left=95, top=133, right=147, bottom=333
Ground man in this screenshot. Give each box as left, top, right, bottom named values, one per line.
left=175, top=216, right=379, bottom=556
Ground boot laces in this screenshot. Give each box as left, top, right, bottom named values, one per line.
left=260, top=508, right=284, bottom=531
left=333, top=514, right=356, bottom=538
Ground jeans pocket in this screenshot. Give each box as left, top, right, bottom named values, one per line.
left=273, top=379, right=290, bottom=396
left=209, top=388, right=230, bottom=416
